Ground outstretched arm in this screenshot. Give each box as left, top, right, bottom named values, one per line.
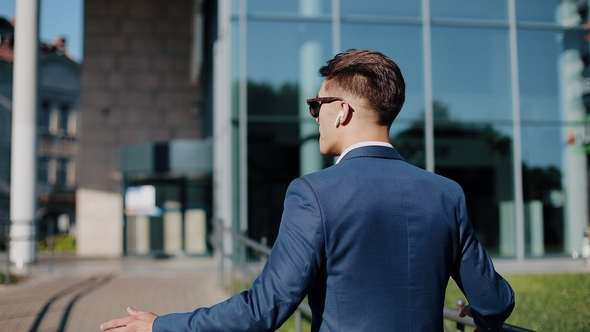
left=100, top=177, right=324, bottom=332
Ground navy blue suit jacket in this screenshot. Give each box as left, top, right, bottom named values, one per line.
left=153, top=146, right=514, bottom=331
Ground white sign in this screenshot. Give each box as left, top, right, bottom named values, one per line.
left=125, top=185, right=157, bottom=216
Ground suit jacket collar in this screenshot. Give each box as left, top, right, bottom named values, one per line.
left=338, top=145, right=405, bottom=163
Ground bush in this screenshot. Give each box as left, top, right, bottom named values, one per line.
left=0, top=271, right=16, bottom=284
left=37, top=234, right=76, bottom=252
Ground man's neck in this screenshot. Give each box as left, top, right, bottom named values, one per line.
left=338, top=126, right=390, bottom=152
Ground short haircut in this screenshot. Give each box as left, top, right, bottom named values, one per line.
left=319, top=49, right=406, bottom=127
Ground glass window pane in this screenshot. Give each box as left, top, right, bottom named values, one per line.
left=435, top=123, right=514, bottom=255
left=247, top=0, right=332, bottom=16
left=432, top=26, right=511, bottom=122
left=431, top=0, right=507, bottom=21
left=39, top=100, right=51, bottom=132
left=341, top=0, right=421, bottom=18
left=37, top=156, right=50, bottom=184
left=341, top=23, right=424, bottom=121
left=246, top=21, right=332, bottom=115
left=521, top=125, right=564, bottom=254
left=57, top=159, right=68, bottom=186
left=248, top=122, right=301, bottom=245
left=391, top=119, right=427, bottom=169
left=518, top=29, right=561, bottom=121
left=516, top=0, right=560, bottom=23
left=60, top=104, right=70, bottom=133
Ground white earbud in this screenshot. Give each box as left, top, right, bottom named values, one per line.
left=334, top=111, right=344, bottom=127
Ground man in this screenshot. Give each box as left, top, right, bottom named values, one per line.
left=101, top=49, right=514, bottom=331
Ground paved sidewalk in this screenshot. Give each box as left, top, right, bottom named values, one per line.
left=493, top=256, right=590, bottom=275
left=0, top=255, right=230, bottom=332
left=1, top=254, right=589, bottom=332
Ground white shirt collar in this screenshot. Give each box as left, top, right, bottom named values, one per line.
left=335, top=141, right=394, bottom=164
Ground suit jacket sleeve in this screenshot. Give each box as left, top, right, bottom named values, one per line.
left=152, top=177, right=324, bottom=332
left=451, top=191, right=515, bottom=331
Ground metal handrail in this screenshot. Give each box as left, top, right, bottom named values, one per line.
left=443, top=307, right=535, bottom=332
left=210, top=219, right=312, bottom=331
left=1, top=217, right=58, bottom=285
left=210, top=219, right=533, bottom=332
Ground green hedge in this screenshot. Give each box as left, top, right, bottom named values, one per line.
left=37, top=234, right=76, bottom=252
left=0, top=271, right=17, bottom=284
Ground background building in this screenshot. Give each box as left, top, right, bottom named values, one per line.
left=213, top=0, right=590, bottom=260
left=1, top=17, right=80, bottom=249
left=5, top=0, right=588, bottom=261
left=76, top=0, right=216, bottom=257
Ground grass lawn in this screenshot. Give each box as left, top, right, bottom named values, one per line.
left=445, top=272, right=590, bottom=331
left=239, top=272, right=590, bottom=331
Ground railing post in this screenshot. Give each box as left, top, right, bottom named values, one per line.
left=295, top=310, right=302, bottom=332
left=4, top=220, right=10, bottom=285
left=456, top=299, right=465, bottom=332
left=217, top=231, right=224, bottom=289
left=584, top=227, right=590, bottom=269
left=28, top=219, right=35, bottom=276
left=48, top=216, right=54, bottom=273
left=241, top=236, right=247, bottom=290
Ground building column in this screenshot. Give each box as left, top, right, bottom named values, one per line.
left=557, top=2, right=590, bottom=256
left=10, top=0, right=40, bottom=266
left=213, top=0, right=234, bottom=279
left=559, top=49, right=589, bottom=256
left=299, top=0, right=323, bottom=176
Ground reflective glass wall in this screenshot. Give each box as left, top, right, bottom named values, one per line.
left=221, top=0, right=590, bottom=257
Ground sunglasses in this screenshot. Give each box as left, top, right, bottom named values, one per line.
left=306, top=97, right=345, bottom=118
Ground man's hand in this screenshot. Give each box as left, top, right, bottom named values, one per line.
left=100, top=307, right=157, bottom=331
left=459, top=305, right=481, bottom=332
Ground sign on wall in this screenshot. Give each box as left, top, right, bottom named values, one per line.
left=124, top=185, right=158, bottom=216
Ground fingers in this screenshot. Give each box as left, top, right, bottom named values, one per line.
left=100, top=316, right=133, bottom=331
left=459, top=304, right=473, bottom=318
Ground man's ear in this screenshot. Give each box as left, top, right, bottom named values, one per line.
left=336, top=102, right=352, bottom=127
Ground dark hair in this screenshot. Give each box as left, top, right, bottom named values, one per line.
left=319, top=49, right=405, bottom=127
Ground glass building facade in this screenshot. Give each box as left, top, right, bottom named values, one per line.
left=214, top=0, right=590, bottom=259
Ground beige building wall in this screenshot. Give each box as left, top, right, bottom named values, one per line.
left=76, top=188, right=122, bottom=256
left=77, top=0, right=203, bottom=256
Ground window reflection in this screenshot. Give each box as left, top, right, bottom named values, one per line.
left=341, top=23, right=424, bottom=120
left=521, top=125, right=564, bottom=253
left=233, top=0, right=585, bottom=257
left=432, top=26, right=511, bottom=122
left=246, top=21, right=331, bottom=93
left=436, top=123, right=514, bottom=254
left=340, top=0, right=420, bottom=18
left=247, top=0, right=332, bottom=16
left=518, top=29, right=560, bottom=121
left=391, top=119, right=427, bottom=169
left=516, top=0, right=561, bottom=23
left=431, top=0, right=507, bottom=21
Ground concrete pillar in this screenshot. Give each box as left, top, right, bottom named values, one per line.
left=299, top=0, right=323, bottom=176
left=559, top=49, right=589, bottom=256
left=10, top=0, right=40, bottom=266
left=213, top=0, right=234, bottom=277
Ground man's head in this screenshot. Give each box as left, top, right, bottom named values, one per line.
left=318, top=49, right=405, bottom=127
left=308, top=49, right=405, bottom=156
